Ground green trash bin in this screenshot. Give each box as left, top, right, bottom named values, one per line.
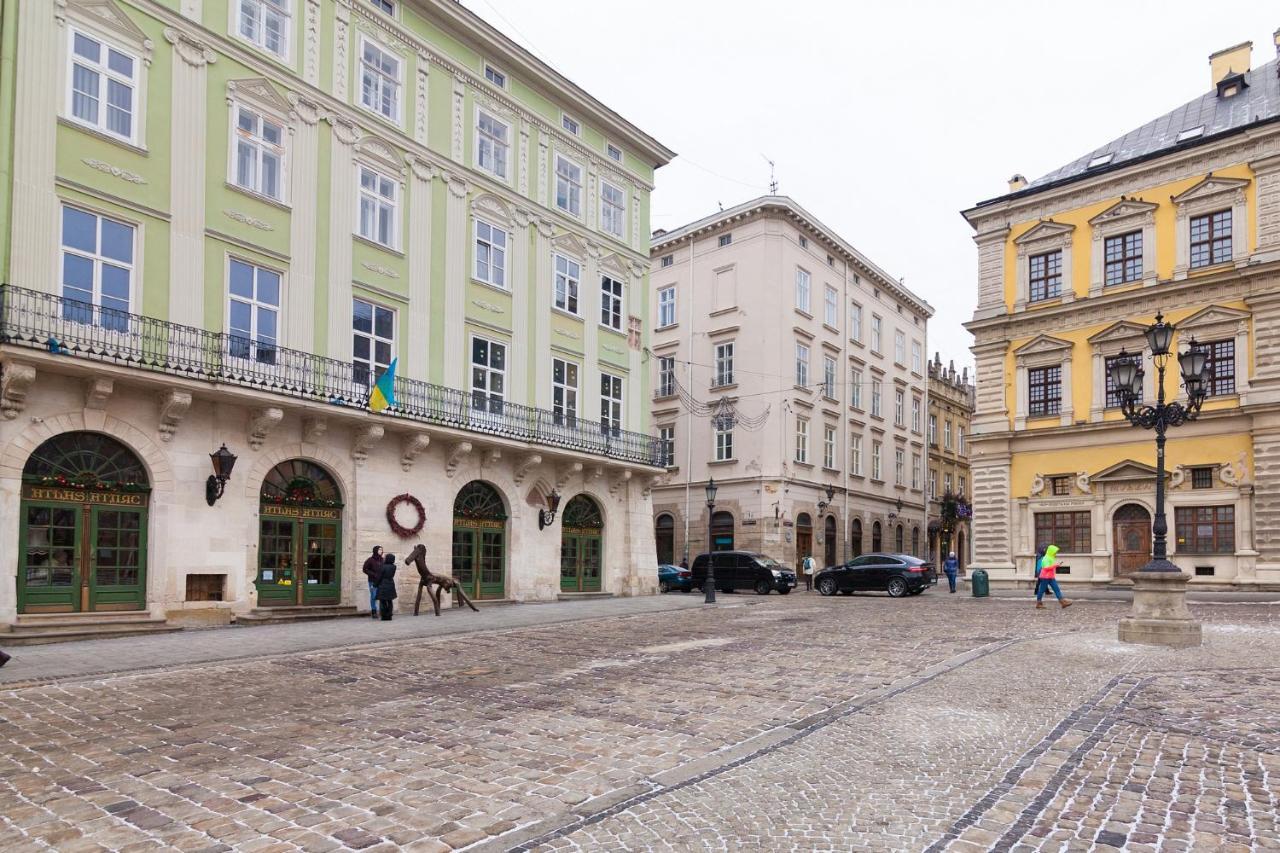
left=971, top=569, right=989, bottom=598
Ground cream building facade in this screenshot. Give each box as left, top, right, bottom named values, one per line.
left=648, top=197, right=933, bottom=573
left=926, top=354, right=973, bottom=569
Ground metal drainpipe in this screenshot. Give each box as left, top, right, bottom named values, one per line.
left=842, top=255, right=850, bottom=562
left=682, top=231, right=695, bottom=562
left=921, top=309, right=930, bottom=559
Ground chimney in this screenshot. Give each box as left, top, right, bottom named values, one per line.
left=1008, top=174, right=1027, bottom=192
left=1274, top=27, right=1280, bottom=56
left=1209, top=41, right=1252, bottom=87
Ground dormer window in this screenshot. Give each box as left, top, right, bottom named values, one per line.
left=1087, top=153, right=1113, bottom=169
left=1176, top=126, right=1205, bottom=143
left=1216, top=71, right=1247, bottom=98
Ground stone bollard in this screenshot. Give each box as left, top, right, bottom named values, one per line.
left=1117, top=570, right=1202, bottom=648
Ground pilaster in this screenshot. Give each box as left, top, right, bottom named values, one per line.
left=326, top=116, right=360, bottom=362
left=971, top=224, right=1010, bottom=320
left=971, top=337, right=1009, bottom=434
left=303, top=0, right=322, bottom=86
left=407, top=156, right=435, bottom=380
left=534, top=217, right=555, bottom=409
left=970, top=436, right=1014, bottom=572
left=509, top=207, right=532, bottom=404
left=583, top=242, right=602, bottom=422
left=287, top=95, right=323, bottom=351
left=10, top=1, right=62, bottom=290
left=1251, top=413, right=1280, bottom=571
left=333, top=0, right=351, bottom=100
left=627, top=262, right=645, bottom=432
left=442, top=173, right=469, bottom=388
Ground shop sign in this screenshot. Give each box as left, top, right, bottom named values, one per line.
left=261, top=504, right=341, bottom=520
left=24, top=485, right=148, bottom=507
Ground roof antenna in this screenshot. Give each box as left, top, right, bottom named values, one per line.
left=762, top=154, right=778, bottom=194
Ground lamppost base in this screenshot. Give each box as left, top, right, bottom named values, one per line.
left=1117, top=566, right=1201, bottom=648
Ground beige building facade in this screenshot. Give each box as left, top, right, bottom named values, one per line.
left=926, top=354, right=974, bottom=569
left=648, top=197, right=933, bottom=574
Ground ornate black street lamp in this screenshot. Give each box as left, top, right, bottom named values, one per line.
left=538, top=489, right=562, bottom=530
left=205, top=444, right=237, bottom=506
left=1107, top=313, right=1209, bottom=572
left=816, top=482, right=835, bottom=514
left=704, top=478, right=719, bottom=604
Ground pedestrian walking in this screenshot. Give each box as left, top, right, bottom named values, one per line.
left=802, top=553, right=816, bottom=591
left=362, top=545, right=384, bottom=619
left=1035, top=544, right=1072, bottom=609
left=1033, top=544, right=1046, bottom=599
left=943, top=551, right=960, bottom=593
left=0, top=649, right=10, bottom=669
left=376, top=552, right=398, bottom=621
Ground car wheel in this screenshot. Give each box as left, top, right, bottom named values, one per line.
left=659, top=580, right=670, bottom=593
left=887, top=577, right=908, bottom=598
left=754, top=579, right=772, bottom=595
left=818, top=577, right=838, bottom=596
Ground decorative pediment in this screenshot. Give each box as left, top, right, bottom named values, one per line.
left=1014, top=334, right=1073, bottom=357
left=551, top=231, right=588, bottom=259
left=1091, top=459, right=1161, bottom=484
left=58, top=0, right=154, bottom=62
left=355, top=134, right=406, bottom=176
left=1088, top=198, right=1158, bottom=226
left=1013, top=220, right=1075, bottom=246
left=599, top=252, right=630, bottom=279
left=471, top=192, right=513, bottom=227
left=1087, top=320, right=1149, bottom=345
left=1176, top=304, right=1250, bottom=335
left=226, top=78, right=293, bottom=117
left=1171, top=175, right=1249, bottom=206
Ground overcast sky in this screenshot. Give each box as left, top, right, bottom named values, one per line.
left=460, top=0, right=1278, bottom=368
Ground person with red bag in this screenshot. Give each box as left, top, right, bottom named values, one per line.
left=1035, top=544, right=1072, bottom=610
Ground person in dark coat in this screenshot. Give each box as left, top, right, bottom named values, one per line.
left=362, top=546, right=384, bottom=619
left=376, top=553, right=398, bottom=621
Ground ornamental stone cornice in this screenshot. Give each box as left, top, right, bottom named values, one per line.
left=164, top=26, right=217, bottom=67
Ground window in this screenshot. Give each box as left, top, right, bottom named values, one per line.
left=1035, top=511, right=1091, bottom=553
left=228, top=258, right=280, bottom=364
left=1190, top=210, right=1232, bottom=269
left=827, top=255, right=835, bottom=267
left=959, top=476, right=966, bottom=496
left=607, top=143, right=622, bottom=162
left=851, top=369, right=863, bottom=409
left=928, top=414, right=937, bottom=445
left=851, top=303, right=863, bottom=343
left=1029, top=250, right=1063, bottom=302
left=561, top=113, right=580, bottom=135
left=483, top=63, right=506, bottom=88
left=871, top=315, right=882, bottom=352
left=236, top=0, right=290, bottom=58
left=1191, top=467, right=1214, bottom=489
left=872, top=521, right=882, bottom=551
left=67, top=30, right=138, bottom=143
left=895, top=449, right=905, bottom=486
left=928, top=468, right=937, bottom=498
left=1051, top=475, right=1070, bottom=496
left=231, top=106, right=284, bottom=201
left=894, top=389, right=904, bottom=426
left=555, top=155, right=583, bottom=217
left=912, top=454, right=921, bottom=490
left=600, top=373, right=623, bottom=434
left=871, top=441, right=882, bottom=480
left=475, top=110, right=510, bottom=179
left=1104, top=231, right=1142, bottom=286
left=359, top=37, right=401, bottom=122
left=659, top=426, right=675, bottom=467
left=799, top=235, right=808, bottom=249
left=944, top=473, right=952, bottom=494
left=894, top=330, right=906, bottom=365
left=554, top=254, right=580, bottom=314
left=714, top=342, right=735, bottom=387
left=823, top=425, right=836, bottom=469
left=471, top=218, right=508, bottom=288
left=795, top=419, right=809, bottom=464
left=824, top=285, right=838, bottom=326
left=1028, top=365, right=1062, bottom=417
left=851, top=434, right=863, bottom=475
left=1175, top=506, right=1234, bottom=553
left=357, top=166, right=397, bottom=248
left=552, top=358, right=579, bottom=425
left=470, top=337, right=506, bottom=414
left=60, top=205, right=133, bottom=329
left=795, top=268, right=811, bottom=313
left=822, top=356, right=836, bottom=397
left=911, top=396, right=921, bottom=432
left=911, top=341, right=922, bottom=374
left=1191, top=339, right=1236, bottom=396
left=871, top=379, right=882, bottom=417
left=658, top=286, right=676, bottom=327
left=657, top=356, right=675, bottom=398
left=715, top=425, right=734, bottom=462
left=957, top=426, right=965, bottom=455
left=1104, top=354, right=1141, bottom=408
left=601, top=182, right=625, bottom=237
left=795, top=343, right=809, bottom=386
left=660, top=254, right=674, bottom=269
left=944, top=420, right=953, bottom=449
left=369, top=0, right=394, bottom=13
left=600, top=275, right=623, bottom=330
left=718, top=233, right=733, bottom=247
left=352, top=298, right=394, bottom=387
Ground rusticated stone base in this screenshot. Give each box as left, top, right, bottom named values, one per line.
left=1117, top=569, right=1202, bottom=648
left=1117, top=616, right=1203, bottom=648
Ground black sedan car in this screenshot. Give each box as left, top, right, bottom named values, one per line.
left=691, top=551, right=797, bottom=595
left=814, top=553, right=937, bottom=597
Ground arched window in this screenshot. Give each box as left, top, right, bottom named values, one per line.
left=453, top=481, right=507, bottom=520
left=895, top=524, right=904, bottom=553
left=710, top=511, right=735, bottom=551
left=261, top=459, right=342, bottom=506
left=824, top=515, right=837, bottom=567
left=655, top=513, right=675, bottom=565
left=850, top=518, right=863, bottom=558
left=911, top=526, right=920, bottom=556
left=24, top=432, right=149, bottom=489
left=872, top=521, right=882, bottom=552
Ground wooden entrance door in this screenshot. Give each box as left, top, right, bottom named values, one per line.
left=452, top=482, right=507, bottom=600
left=560, top=495, right=603, bottom=592
left=795, top=513, right=812, bottom=575
left=1113, top=504, right=1151, bottom=575
left=256, top=460, right=344, bottom=607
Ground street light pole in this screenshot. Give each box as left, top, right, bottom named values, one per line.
left=704, top=478, right=718, bottom=604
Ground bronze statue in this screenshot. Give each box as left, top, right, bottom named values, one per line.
left=406, top=543, right=479, bottom=616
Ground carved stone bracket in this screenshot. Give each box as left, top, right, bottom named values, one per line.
left=1075, top=472, right=1091, bottom=494
left=1, top=363, right=36, bottom=420
left=84, top=377, right=114, bottom=410
left=513, top=453, right=542, bottom=485
left=445, top=441, right=473, bottom=478
left=555, top=461, right=583, bottom=492
left=484, top=447, right=501, bottom=465
left=163, top=27, right=217, bottom=66
left=609, top=469, right=632, bottom=497
left=157, top=390, right=193, bottom=442
left=248, top=407, right=284, bottom=450
left=287, top=92, right=325, bottom=126
left=400, top=433, right=431, bottom=472
left=642, top=474, right=659, bottom=498
left=1029, top=473, right=1045, bottom=497
left=302, top=416, right=327, bottom=444
left=352, top=423, right=385, bottom=464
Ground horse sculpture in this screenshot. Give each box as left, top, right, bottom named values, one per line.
left=406, top=543, right=479, bottom=616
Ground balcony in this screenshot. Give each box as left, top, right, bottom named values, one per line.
left=0, top=285, right=663, bottom=467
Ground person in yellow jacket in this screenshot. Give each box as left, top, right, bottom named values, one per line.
left=1035, top=544, right=1072, bottom=610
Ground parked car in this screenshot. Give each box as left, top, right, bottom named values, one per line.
left=690, top=551, right=797, bottom=595
left=814, top=553, right=937, bottom=598
left=658, top=563, right=692, bottom=593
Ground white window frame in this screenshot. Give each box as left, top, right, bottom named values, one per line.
left=851, top=434, right=863, bottom=476
left=895, top=448, right=905, bottom=486
left=894, top=389, right=905, bottom=427
left=929, top=468, right=937, bottom=498
left=958, top=426, right=966, bottom=455
left=894, top=330, right=906, bottom=366
left=795, top=342, right=810, bottom=386
left=552, top=357, right=579, bottom=426
left=561, top=113, right=581, bottom=136
left=65, top=27, right=141, bottom=146
left=600, top=372, right=624, bottom=434
left=554, top=252, right=581, bottom=315
left=912, top=454, right=921, bottom=490
left=368, top=0, right=396, bottom=15
left=872, top=441, right=882, bottom=481
left=715, top=425, right=734, bottom=462
left=871, top=315, right=882, bottom=353
left=483, top=62, right=507, bottom=89
left=234, top=0, right=291, bottom=60
left=911, top=340, right=922, bottom=374
left=823, top=284, right=838, bottom=327
left=911, top=396, right=921, bottom=432
left=352, top=297, right=395, bottom=388
left=823, top=425, right=836, bottom=470
left=600, top=274, right=624, bottom=331
left=358, top=34, right=402, bottom=125
left=600, top=180, right=626, bottom=237
left=871, top=379, right=882, bottom=418
left=795, top=267, right=811, bottom=314
left=657, top=355, right=675, bottom=398
left=718, top=233, right=732, bottom=248
left=959, top=475, right=967, bottom=497
left=795, top=418, right=809, bottom=464
left=60, top=204, right=136, bottom=325
left=356, top=164, right=399, bottom=249
left=851, top=368, right=863, bottom=409
left=659, top=425, right=675, bottom=467
left=606, top=142, right=623, bottom=162
left=230, top=103, right=287, bottom=202
left=714, top=341, right=735, bottom=387
left=851, top=302, right=863, bottom=344
left=945, top=420, right=953, bottom=450
left=470, top=335, right=507, bottom=414
left=227, top=256, right=282, bottom=364
left=474, top=217, right=508, bottom=289
left=928, top=414, right=937, bottom=445
left=657, top=286, right=676, bottom=328
left=822, top=355, right=837, bottom=398
left=944, top=473, right=953, bottom=495
left=555, top=154, right=583, bottom=218
left=475, top=108, right=511, bottom=181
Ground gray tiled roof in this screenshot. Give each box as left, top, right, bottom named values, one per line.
left=1031, top=57, right=1280, bottom=188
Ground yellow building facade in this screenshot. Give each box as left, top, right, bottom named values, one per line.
left=963, top=37, right=1280, bottom=588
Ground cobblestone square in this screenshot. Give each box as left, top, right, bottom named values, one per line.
left=2, top=593, right=1279, bottom=851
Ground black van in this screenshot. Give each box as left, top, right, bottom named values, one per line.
left=690, top=551, right=796, bottom=595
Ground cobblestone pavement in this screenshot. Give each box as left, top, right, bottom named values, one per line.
left=1, top=593, right=1278, bottom=852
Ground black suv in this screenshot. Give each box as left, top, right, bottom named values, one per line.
left=691, top=551, right=796, bottom=595
left=813, top=553, right=937, bottom=597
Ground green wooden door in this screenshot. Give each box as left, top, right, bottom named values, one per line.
left=560, top=534, right=602, bottom=592
left=302, top=521, right=340, bottom=604
left=451, top=524, right=506, bottom=600
left=88, top=506, right=146, bottom=611
left=256, top=517, right=298, bottom=606
left=19, top=503, right=81, bottom=612
left=452, top=528, right=476, bottom=599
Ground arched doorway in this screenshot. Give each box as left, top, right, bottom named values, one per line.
left=655, top=513, right=675, bottom=565
left=795, top=512, right=813, bottom=573
left=452, top=481, right=507, bottom=600
left=1113, top=503, right=1151, bottom=575
left=872, top=521, right=882, bottom=552
left=895, top=524, right=904, bottom=553
left=20, top=432, right=150, bottom=613
left=560, top=494, right=603, bottom=592
left=850, top=518, right=863, bottom=558
left=257, top=460, right=343, bottom=606
left=824, top=515, right=837, bottom=567
left=711, top=510, right=735, bottom=551
left=911, top=526, right=920, bottom=557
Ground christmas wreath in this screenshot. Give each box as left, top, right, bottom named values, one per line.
left=386, top=493, right=426, bottom=538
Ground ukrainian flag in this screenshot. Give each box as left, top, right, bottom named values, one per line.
left=368, top=358, right=398, bottom=413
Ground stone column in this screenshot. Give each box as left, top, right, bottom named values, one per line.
left=533, top=218, right=555, bottom=409
left=442, top=173, right=469, bottom=389
left=286, top=95, right=323, bottom=352
left=406, top=157, right=435, bottom=381
left=970, top=436, right=1015, bottom=573
left=325, top=117, right=359, bottom=361
left=508, top=208, right=532, bottom=404
left=9, top=1, right=61, bottom=291
left=165, top=28, right=216, bottom=328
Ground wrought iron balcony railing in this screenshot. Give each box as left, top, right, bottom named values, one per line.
left=0, top=285, right=663, bottom=467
